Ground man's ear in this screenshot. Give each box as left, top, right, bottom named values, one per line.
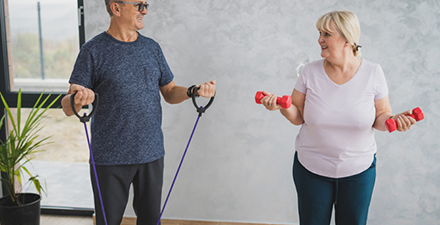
left=111, top=2, right=121, bottom=17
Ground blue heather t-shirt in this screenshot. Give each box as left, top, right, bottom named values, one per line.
left=69, top=32, right=174, bottom=165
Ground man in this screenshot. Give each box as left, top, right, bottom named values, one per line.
left=61, top=1, right=216, bottom=224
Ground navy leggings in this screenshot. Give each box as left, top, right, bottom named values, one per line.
left=292, top=153, right=376, bottom=225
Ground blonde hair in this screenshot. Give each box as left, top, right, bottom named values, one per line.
left=316, top=11, right=362, bottom=57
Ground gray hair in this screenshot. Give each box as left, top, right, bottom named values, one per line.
left=105, top=0, right=118, bottom=16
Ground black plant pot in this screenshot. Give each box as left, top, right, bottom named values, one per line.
left=0, top=193, right=41, bottom=225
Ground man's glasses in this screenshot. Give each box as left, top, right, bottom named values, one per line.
left=115, top=1, right=149, bottom=12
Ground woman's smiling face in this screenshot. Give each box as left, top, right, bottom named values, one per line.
left=318, top=21, right=348, bottom=60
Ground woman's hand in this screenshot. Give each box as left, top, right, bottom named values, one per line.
left=392, top=109, right=417, bottom=132
left=260, top=91, right=283, bottom=111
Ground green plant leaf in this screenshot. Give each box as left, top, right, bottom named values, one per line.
left=0, top=92, right=18, bottom=136
left=29, top=176, right=44, bottom=195
left=17, top=89, right=22, bottom=137
left=0, top=89, right=61, bottom=204
left=0, top=114, right=4, bottom=131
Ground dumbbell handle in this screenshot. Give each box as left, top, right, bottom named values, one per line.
left=385, top=107, right=424, bottom=133
left=255, top=91, right=292, bottom=109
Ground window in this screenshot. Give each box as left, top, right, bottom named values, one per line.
left=1, top=0, right=90, bottom=215
left=7, top=0, right=83, bottom=93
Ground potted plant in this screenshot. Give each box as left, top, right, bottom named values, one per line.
left=0, top=89, right=61, bottom=225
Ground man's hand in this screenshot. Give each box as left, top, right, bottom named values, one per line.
left=196, top=80, right=216, bottom=98
left=62, top=84, right=95, bottom=116
left=70, top=84, right=95, bottom=106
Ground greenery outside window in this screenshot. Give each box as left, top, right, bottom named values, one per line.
left=7, top=0, right=83, bottom=93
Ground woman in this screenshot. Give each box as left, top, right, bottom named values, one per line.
left=260, top=11, right=416, bottom=225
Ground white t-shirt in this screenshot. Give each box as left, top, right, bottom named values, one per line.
left=294, top=59, right=388, bottom=178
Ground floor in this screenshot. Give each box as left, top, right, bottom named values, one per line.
left=23, top=161, right=94, bottom=208
left=40, top=215, right=93, bottom=225
left=31, top=162, right=286, bottom=225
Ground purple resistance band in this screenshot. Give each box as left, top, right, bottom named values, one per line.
left=157, top=88, right=215, bottom=225
left=72, top=89, right=214, bottom=225
left=84, top=118, right=108, bottom=225
left=156, top=114, right=201, bottom=225
left=70, top=93, right=107, bottom=225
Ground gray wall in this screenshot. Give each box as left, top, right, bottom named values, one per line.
left=84, top=0, right=440, bottom=224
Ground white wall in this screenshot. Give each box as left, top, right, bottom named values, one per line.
left=84, top=0, right=440, bottom=224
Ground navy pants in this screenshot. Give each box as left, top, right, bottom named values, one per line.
left=292, top=153, right=376, bottom=225
left=91, top=157, right=164, bottom=225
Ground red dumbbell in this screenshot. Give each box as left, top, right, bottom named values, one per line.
left=255, top=91, right=292, bottom=109
left=385, top=107, right=424, bottom=133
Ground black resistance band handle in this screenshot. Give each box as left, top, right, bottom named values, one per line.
left=70, top=92, right=99, bottom=123
left=192, top=87, right=215, bottom=117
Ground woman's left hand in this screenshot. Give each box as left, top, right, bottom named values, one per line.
left=260, top=91, right=283, bottom=111
left=392, top=109, right=417, bottom=132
